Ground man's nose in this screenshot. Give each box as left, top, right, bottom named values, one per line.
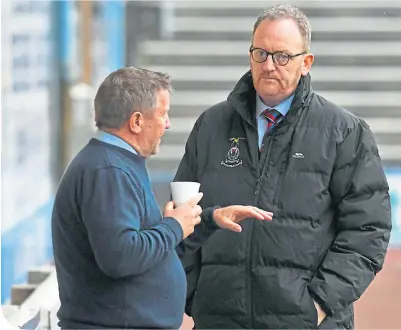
left=165, top=117, right=171, bottom=130
left=262, top=54, right=276, bottom=71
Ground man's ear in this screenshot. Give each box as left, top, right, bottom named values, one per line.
left=129, top=111, right=143, bottom=134
left=301, top=52, right=315, bottom=76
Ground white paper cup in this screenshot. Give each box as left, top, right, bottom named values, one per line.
left=170, top=181, right=201, bottom=207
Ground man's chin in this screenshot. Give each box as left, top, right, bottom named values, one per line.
left=259, top=83, right=280, bottom=95
left=150, top=144, right=160, bottom=156
left=260, top=88, right=280, bottom=98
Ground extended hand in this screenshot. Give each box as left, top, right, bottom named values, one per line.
left=213, top=206, right=273, bottom=232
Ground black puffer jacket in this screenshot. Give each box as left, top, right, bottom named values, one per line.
left=174, top=71, right=392, bottom=329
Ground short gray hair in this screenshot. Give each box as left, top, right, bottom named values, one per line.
left=253, top=4, right=311, bottom=51
left=94, top=67, right=172, bottom=129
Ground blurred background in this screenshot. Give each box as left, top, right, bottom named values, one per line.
left=1, top=0, right=400, bottom=329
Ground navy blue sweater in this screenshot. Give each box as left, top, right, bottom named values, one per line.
left=51, top=139, right=217, bottom=329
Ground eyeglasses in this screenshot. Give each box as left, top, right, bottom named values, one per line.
left=249, top=46, right=306, bottom=66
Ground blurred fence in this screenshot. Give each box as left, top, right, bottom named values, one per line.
left=1, top=0, right=125, bottom=305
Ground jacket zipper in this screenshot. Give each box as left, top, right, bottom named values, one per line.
left=247, top=131, right=276, bottom=328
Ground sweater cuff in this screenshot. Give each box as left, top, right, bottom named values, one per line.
left=163, top=216, right=184, bottom=244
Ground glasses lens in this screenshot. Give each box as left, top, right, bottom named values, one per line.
left=273, top=52, right=290, bottom=66
left=252, top=49, right=267, bottom=63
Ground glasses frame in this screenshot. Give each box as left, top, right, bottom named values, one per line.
left=249, top=46, right=307, bottom=66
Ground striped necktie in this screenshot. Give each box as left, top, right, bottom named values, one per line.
left=262, top=108, right=282, bottom=131
left=260, top=109, right=282, bottom=152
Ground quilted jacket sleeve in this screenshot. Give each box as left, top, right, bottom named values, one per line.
left=308, top=119, right=392, bottom=316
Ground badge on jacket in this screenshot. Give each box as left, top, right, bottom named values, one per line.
left=221, top=137, right=245, bottom=168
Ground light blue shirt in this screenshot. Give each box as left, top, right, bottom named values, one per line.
left=94, top=130, right=138, bottom=155
left=256, top=94, right=295, bottom=148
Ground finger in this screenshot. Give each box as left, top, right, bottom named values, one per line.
left=187, top=227, right=195, bottom=237
left=237, top=207, right=270, bottom=221
left=193, top=216, right=201, bottom=225
left=186, top=192, right=204, bottom=207
left=248, top=206, right=273, bottom=220
left=221, top=219, right=242, bottom=232
left=163, top=201, right=175, bottom=215
left=192, top=205, right=203, bottom=217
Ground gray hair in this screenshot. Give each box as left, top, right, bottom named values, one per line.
left=94, top=67, right=172, bottom=129
left=253, top=4, right=311, bottom=51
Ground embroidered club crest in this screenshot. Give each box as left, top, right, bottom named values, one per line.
left=221, top=137, right=245, bottom=168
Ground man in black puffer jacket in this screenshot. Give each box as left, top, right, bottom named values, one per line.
left=174, top=4, right=392, bottom=329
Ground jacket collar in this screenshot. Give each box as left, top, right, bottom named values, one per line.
left=227, top=70, right=313, bottom=127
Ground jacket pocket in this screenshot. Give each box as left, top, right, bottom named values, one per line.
left=303, top=288, right=319, bottom=329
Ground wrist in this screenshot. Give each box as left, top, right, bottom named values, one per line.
left=204, top=206, right=221, bottom=229
left=211, top=207, right=222, bottom=229
left=308, top=287, right=331, bottom=317
left=313, top=299, right=326, bottom=325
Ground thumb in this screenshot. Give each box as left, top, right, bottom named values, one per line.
left=164, top=201, right=175, bottom=216
left=220, top=218, right=242, bottom=233
left=187, top=192, right=204, bottom=207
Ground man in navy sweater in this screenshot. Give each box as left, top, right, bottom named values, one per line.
left=51, top=67, right=272, bottom=329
